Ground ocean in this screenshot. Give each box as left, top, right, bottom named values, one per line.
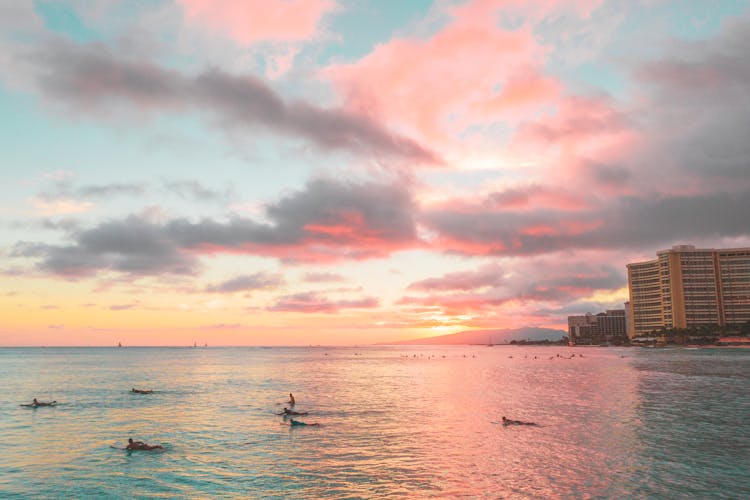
left=0, top=346, right=748, bottom=498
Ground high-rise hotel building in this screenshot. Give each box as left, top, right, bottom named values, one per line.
left=627, top=245, right=750, bottom=337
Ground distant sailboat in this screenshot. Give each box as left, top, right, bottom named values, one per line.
left=193, top=341, right=197, bottom=348
left=118, top=342, right=122, bottom=347
left=487, top=335, right=493, bottom=347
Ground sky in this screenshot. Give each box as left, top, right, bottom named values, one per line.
left=2, top=0, right=750, bottom=346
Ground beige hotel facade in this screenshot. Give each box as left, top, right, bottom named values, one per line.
left=627, top=245, right=750, bottom=337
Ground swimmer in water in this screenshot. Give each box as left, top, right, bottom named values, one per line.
left=501, top=416, right=539, bottom=427
left=126, top=438, right=163, bottom=451
left=288, top=393, right=296, bottom=405
left=290, top=419, right=319, bottom=427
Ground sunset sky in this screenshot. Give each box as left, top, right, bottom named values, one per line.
left=2, top=0, right=750, bottom=345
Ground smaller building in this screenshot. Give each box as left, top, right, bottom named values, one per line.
left=568, top=309, right=627, bottom=345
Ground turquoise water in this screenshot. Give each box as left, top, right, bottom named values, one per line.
left=0, top=346, right=748, bottom=498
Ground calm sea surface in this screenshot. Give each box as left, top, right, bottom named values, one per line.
left=0, top=346, right=748, bottom=498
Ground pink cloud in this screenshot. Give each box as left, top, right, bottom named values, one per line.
left=192, top=240, right=413, bottom=264
left=513, top=95, right=632, bottom=150
left=506, top=94, right=640, bottom=195
left=399, top=256, right=624, bottom=320
left=178, top=0, right=336, bottom=45
left=326, top=0, right=560, bottom=144
left=407, top=264, right=504, bottom=292
left=398, top=293, right=511, bottom=315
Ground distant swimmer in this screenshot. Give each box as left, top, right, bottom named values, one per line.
left=277, top=407, right=308, bottom=416
left=288, top=393, right=296, bottom=405
left=21, top=398, right=57, bottom=407
left=125, top=438, right=163, bottom=451
left=501, top=416, right=539, bottom=427
left=131, top=388, right=154, bottom=394
left=290, top=419, right=319, bottom=427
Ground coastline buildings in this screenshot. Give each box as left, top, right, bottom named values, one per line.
left=627, top=245, right=750, bottom=337
left=567, top=310, right=627, bottom=345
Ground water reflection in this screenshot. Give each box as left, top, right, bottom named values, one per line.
left=0, top=346, right=747, bottom=497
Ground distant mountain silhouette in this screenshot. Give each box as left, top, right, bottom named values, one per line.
left=381, top=327, right=566, bottom=345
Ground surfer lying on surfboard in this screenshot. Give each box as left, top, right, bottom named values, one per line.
left=131, top=388, right=154, bottom=394
left=125, top=438, right=163, bottom=451
left=21, top=398, right=57, bottom=407
left=289, top=419, right=319, bottom=427
left=501, top=416, right=539, bottom=426
left=277, top=407, right=308, bottom=416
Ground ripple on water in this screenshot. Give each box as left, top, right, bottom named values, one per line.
left=0, top=346, right=749, bottom=498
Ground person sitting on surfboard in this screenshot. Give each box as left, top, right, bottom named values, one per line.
left=277, top=407, right=308, bottom=416
left=501, top=416, right=538, bottom=426
left=126, top=438, right=163, bottom=450
left=290, top=419, right=319, bottom=427
left=288, top=393, right=295, bottom=405
left=131, top=388, right=153, bottom=394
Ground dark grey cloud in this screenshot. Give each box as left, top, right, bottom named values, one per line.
left=423, top=188, right=750, bottom=256
left=12, top=216, right=198, bottom=277
left=12, top=178, right=418, bottom=276
left=589, top=163, right=630, bottom=187
left=163, top=178, right=417, bottom=256
left=635, top=16, right=750, bottom=181
left=20, top=40, right=439, bottom=163
left=263, top=178, right=416, bottom=246
left=205, top=272, right=283, bottom=293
